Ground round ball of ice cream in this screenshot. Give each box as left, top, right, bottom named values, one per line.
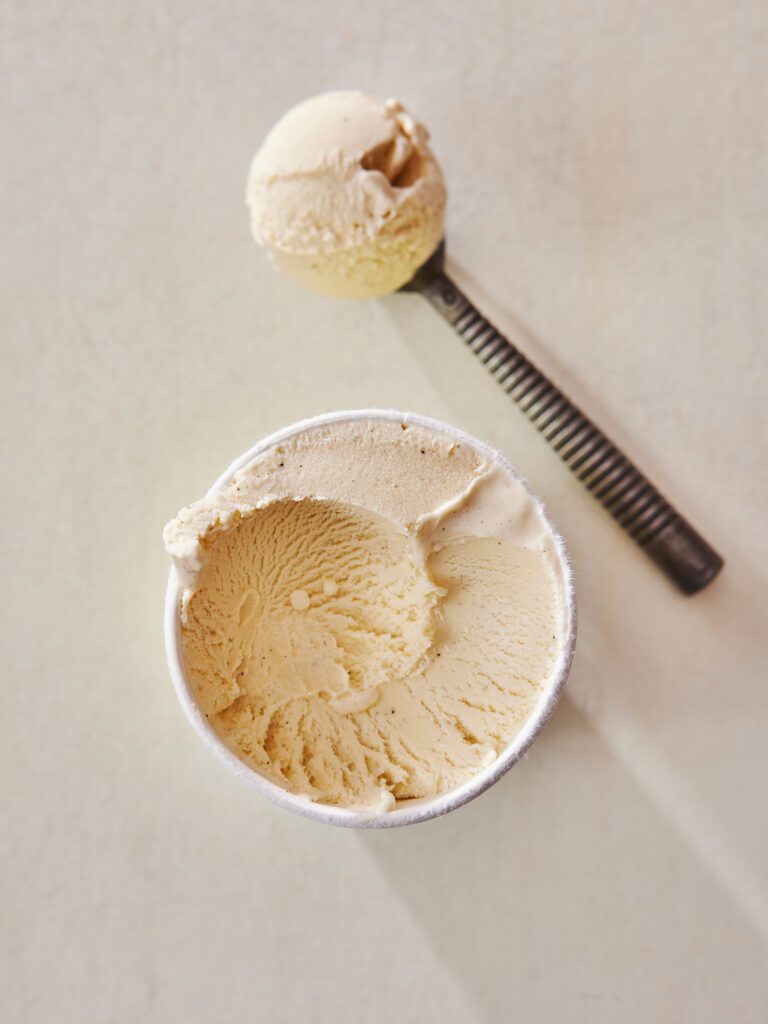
left=245, top=91, right=447, bottom=298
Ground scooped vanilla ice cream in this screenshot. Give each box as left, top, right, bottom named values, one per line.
left=164, top=417, right=571, bottom=811
left=246, top=91, right=446, bottom=297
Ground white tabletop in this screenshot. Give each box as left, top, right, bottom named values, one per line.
left=3, top=2, right=767, bottom=1021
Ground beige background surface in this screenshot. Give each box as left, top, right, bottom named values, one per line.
left=2, top=2, right=767, bottom=1021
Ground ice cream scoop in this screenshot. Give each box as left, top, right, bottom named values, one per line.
left=164, top=411, right=575, bottom=826
left=246, top=91, right=446, bottom=298
left=246, top=93, right=723, bottom=595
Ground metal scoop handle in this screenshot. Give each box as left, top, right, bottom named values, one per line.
left=405, top=247, right=723, bottom=594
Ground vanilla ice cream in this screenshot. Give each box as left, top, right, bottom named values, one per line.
left=164, top=416, right=572, bottom=812
left=246, top=91, right=446, bottom=298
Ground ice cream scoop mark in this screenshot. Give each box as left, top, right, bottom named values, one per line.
left=449, top=716, right=481, bottom=746
left=440, top=751, right=462, bottom=770
left=414, top=695, right=449, bottom=735
left=371, top=730, right=406, bottom=778
left=458, top=697, right=491, bottom=714
left=238, top=589, right=259, bottom=623
left=262, top=709, right=283, bottom=759
left=397, top=736, right=434, bottom=769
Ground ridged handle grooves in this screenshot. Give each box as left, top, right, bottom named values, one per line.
left=419, top=270, right=723, bottom=594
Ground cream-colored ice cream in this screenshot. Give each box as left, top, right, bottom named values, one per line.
left=164, top=418, right=570, bottom=811
left=246, top=91, right=446, bottom=298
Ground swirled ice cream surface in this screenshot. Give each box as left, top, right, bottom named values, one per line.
left=164, top=418, right=570, bottom=810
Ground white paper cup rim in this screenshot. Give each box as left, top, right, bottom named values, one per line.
left=165, top=409, right=577, bottom=828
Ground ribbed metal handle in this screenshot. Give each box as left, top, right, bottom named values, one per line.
left=417, top=269, right=723, bottom=594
